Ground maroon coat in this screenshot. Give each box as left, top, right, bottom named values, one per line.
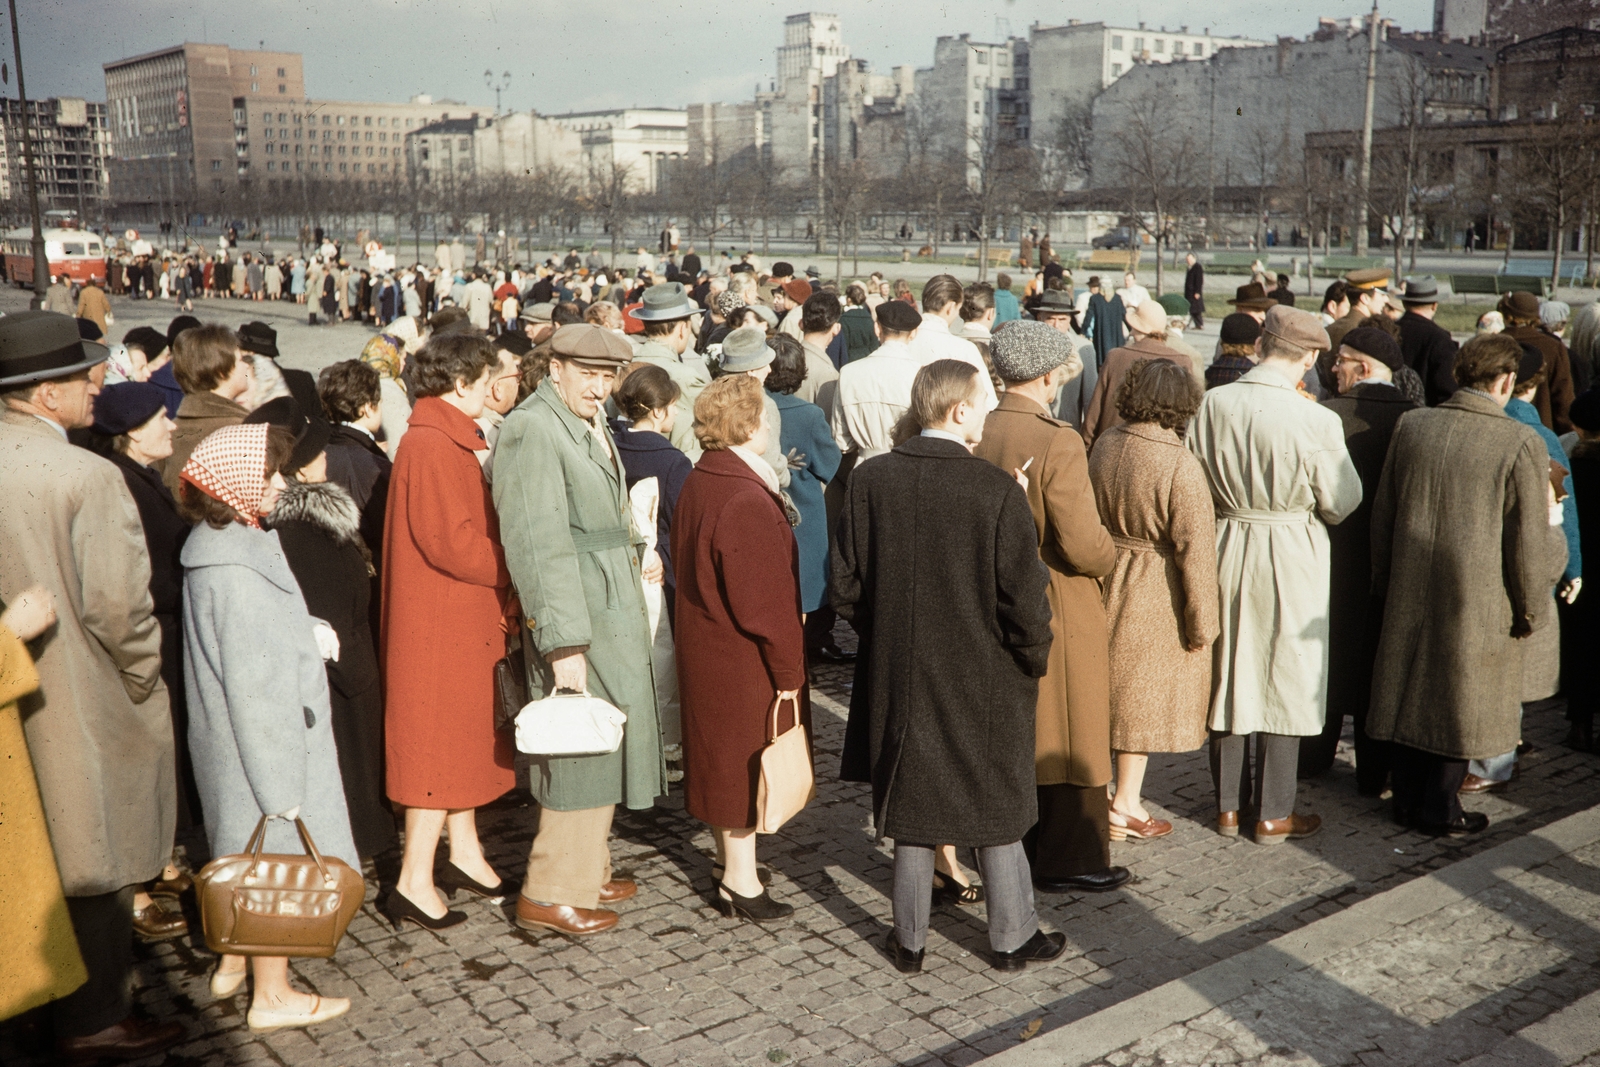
left=381, top=396, right=515, bottom=809
left=672, top=449, right=808, bottom=829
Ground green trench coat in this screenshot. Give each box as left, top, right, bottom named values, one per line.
left=492, top=379, right=665, bottom=811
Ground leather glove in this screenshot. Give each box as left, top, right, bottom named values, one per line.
left=785, top=446, right=807, bottom=471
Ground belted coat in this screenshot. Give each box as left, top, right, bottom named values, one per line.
left=493, top=379, right=665, bottom=812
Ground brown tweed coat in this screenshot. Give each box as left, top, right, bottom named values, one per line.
left=974, top=392, right=1115, bottom=787
left=1089, top=423, right=1219, bottom=753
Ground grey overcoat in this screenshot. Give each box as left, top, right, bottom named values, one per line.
left=181, top=520, right=358, bottom=867
left=493, top=378, right=665, bottom=811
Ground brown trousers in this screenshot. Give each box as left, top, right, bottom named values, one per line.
left=1023, top=783, right=1111, bottom=878
left=521, top=804, right=614, bottom=910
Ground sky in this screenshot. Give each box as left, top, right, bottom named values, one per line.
left=19, top=0, right=1435, bottom=113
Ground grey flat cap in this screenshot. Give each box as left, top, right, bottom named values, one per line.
left=718, top=325, right=775, bottom=373
left=990, top=320, right=1074, bottom=383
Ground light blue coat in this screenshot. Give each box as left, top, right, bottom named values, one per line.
left=181, top=520, right=357, bottom=867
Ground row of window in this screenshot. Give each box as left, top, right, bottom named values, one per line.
left=263, top=127, right=399, bottom=142
left=261, top=142, right=395, bottom=157
left=265, top=160, right=390, bottom=174
left=246, top=65, right=289, bottom=78
left=258, top=111, right=415, bottom=128
left=1109, top=35, right=1204, bottom=56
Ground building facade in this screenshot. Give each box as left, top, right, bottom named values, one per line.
left=545, top=108, right=687, bottom=192
left=404, top=112, right=582, bottom=186
left=686, top=102, right=763, bottom=169
left=0, top=98, right=111, bottom=218
left=763, top=12, right=852, bottom=178
left=911, top=34, right=1030, bottom=177
left=244, top=96, right=487, bottom=193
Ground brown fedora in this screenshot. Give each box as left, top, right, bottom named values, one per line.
left=1497, top=291, right=1542, bottom=320
left=1227, top=283, right=1275, bottom=311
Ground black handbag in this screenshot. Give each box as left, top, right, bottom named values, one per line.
left=494, top=640, right=527, bottom=734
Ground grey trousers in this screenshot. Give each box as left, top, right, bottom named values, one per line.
left=1210, top=731, right=1301, bottom=822
left=892, top=841, right=1039, bottom=954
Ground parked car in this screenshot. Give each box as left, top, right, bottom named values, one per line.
left=1092, top=227, right=1138, bottom=250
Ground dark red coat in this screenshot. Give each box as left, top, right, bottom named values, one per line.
left=381, top=396, right=515, bottom=809
left=671, top=450, right=808, bottom=829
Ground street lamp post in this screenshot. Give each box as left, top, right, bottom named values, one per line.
left=7, top=0, right=49, bottom=309
left=483, top=70, right=511, bottom=116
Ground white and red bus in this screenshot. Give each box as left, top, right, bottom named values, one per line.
left=3, top=227, right=108, bottom=286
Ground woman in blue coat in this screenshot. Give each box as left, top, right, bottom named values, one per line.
left=766, top=335, right=841, bottom=617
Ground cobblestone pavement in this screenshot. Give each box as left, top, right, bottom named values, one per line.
left=5, top=284, right=1600, bottom=1065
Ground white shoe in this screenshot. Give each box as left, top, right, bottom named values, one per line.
left=247, top=995, right=351, bottom=1032
left=210, top=966, right=247, bottom=998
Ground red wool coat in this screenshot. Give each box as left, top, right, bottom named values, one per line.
left=381, top=396, right=515, bottom=809
left=671, top=450, right=808, bottom=829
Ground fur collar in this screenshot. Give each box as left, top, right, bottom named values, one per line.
left=269, top=479, right=363, bottom=547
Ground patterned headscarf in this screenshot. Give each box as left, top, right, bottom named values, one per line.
left=714, top=290, right=746, bottom=318
left=359, top=332, right=403, bottom=382
left=181, top=423, right=271, bottom=529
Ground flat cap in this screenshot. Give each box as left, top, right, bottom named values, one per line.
left=1261, top=304, right=1331, bottom=354
left=746, top=303, right=779, bottom=328
left=1340, top=326, right=1403, bottom=370
left=550, top=323, right=634, bottom=366
left=519, top=300, right=555, bottom=322
left=1344, top=267, right=1392, bottom=290
left=876, top=300, right=921, bottom=333
left=990, top=320, right=1074, bottom=383
left=718, top=325, right=775, bottom=373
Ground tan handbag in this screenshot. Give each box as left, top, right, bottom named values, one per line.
left=196, top=815, right=364, bottom=958
left=755, top=694, right=815, bottom=833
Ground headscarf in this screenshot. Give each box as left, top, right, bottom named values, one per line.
left=714, top=290, right=746, bottom=317
left=181, top=423, right=272, bottom=529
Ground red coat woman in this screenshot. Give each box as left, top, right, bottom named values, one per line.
left=674, top=450, right=807, bottom=827
left=381, top=394, right=514, bottom=810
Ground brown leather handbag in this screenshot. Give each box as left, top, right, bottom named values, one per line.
left=755, top=695, right=815, bottom=834
left=196, top=815, right=364, bottom=958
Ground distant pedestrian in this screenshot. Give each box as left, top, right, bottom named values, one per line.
left=1183, top=253, right=1205, bottom=329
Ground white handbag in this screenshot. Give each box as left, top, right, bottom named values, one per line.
left=514, top=690, right=627, bottom=756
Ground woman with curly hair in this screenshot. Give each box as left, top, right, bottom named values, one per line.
left=1088, top=358, right=1218, bottom=841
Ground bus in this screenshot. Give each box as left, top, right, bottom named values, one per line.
left=3, top=227, right=107, bottom=286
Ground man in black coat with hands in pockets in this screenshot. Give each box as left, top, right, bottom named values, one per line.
left=832, top=357, right=1064, bottom=975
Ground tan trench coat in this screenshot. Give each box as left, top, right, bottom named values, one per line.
left=0, top=411, right=174, bottom=896
left=1089, top=423, right=1220, bottom=753
left=974, top=393, right=1115, bottom=787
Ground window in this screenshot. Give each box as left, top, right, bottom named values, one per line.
left=265, top=128, right=273, bottom=139
left=459, top=138, right=470, bottom=150
left=380, top=145, right=387, bottom=155
left=997, top=52, right=1009, bottom=66
left=338, top=145, right=346, bottom=155
left=1111, top=35, right=1123, bottom=49
left=973, top=101, right=981, bottom=114
left=378, top=132, right=386, bottom=142
left=1133, top=37, right=1144, bottom=51
left=278, top=85, right=286, bottom=94
left=251, top=82, right=259, bottom=92
left=322, top=115, right=330, bottom=124
left=277, top=112, right=286, bottom=122
left=338, top=131, right=345, bottom=141
left=366, top=146, right=373, bottom=156
left=267, top=161, right=275, bottom=171
left=1173, top=41, right=1183, bottom=55
left=277, top=67, right=286, bottom=77
left=364, top=116, right=371, bottom=126
left=1193, top=43, right=1203, bottom=55
left=976, top=50, right=988, bottom=64
left=368, top=163, right=376, bottom=173
left=211, top=159, right=221, bottom=170
left=380, top=164, right=389, bottom=173
left=974, top=76, right=982, bottom=89
left=405, top=118, right=413, bottom=128
left=1153, top=39, right=1163, bottom=53
left=377, top=117, right=386, bottom=127
left=280, top=128, right=287, bottom=139
left=1112, top=63, right=1122, bottom=75
left=249, top=65, right=258, bottom=76
left=293, top=112, right=302, bottom=123
left=365, top=131, right=372, bottom=141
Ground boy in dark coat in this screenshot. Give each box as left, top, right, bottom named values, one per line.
left=832, top=357, right=1062, bottom=975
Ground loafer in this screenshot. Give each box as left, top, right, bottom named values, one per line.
left=1033, top=867, right=1131, bottom=894
left=133, top=899, right=188, bottom=942
left=1108, top=811, right=1174, bottom=841
left=1255, top=813, right=1321, bottom=845
left=1217, top=810, right=1240, bottom=837
left=211, top=964, right=247, bottom=999
left=885, top=930, right=925, bottom=974
left=515, top=896, right=618, bottom=936
left=149, top=871, right=192, bottom=899
left=1458, top=774, right=1508, bottom=795
left=1420, top=811, right=1490, bottom=837
left=598, top=878, right=638, bottom=904
left=55, top=1016, right=185, bottom=1066
left=247, top=994, right=351, bottom=1032
left=992, top=930, right=1067, bottom=972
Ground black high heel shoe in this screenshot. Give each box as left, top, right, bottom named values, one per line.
left=711, top=864, right=773, bottom=887
left=712, top=881, right=793, bottom=922
left=932, top=872, right=985, bottom=906
left=383, top=889, right=468, bottom=931
left=436, top=862, right=508, bottom=900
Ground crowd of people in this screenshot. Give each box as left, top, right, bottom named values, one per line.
left=1, top=242, right=1593, bottom=1062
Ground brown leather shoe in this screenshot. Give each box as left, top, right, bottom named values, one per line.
left=1459, top=773, right=1509, bottom=794
left=514, top=896, right=618, bottom=936
left=149, top=871, right=192, bottom=899
left=598, top=878, right=637, bottom=904
left=1217, top=810, right=1240, bottom=837
left=1255, top=813, right=1322, bottom=845
left=56, top=1016, right=185, bottom=1066
left=133, top=899, right=188, bottom=942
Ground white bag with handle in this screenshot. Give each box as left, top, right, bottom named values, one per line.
left=514, top=690, right=627, bottom=756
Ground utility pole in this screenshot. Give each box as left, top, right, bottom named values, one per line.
left=1354, top=2, right=1380, bottom=257
left=1207, top=60, right=1217, bottom=249
left=8, top=0, right=48, bottom=308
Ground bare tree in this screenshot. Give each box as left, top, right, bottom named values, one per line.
left=1102, top=83, right=1201, bottom=295
left=818, top=157, right=870, bottom=283
left=964, top=121, right=1034, bottom=282
left=1511, top=98, right=1598, bottom=291
left=582, top=159, right=637, bottom=270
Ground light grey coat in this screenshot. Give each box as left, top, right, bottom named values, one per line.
left=181, top=520, right=357, bottom=867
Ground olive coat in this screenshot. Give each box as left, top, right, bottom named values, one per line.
left=493, top=378, right=665, bottom=812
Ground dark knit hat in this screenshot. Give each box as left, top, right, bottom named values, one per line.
left=990, top=320, right=1074, bottom=383
left=76, top=317, right=104, bottom=342
left=1570, top=389, right=1600, bottom=432
left=1219, top=312, right=1261, bottom=346
left=876, top=300, right=921, bottom=333
left=1339, top=327, right=1403, bottom=370
left=90, top=381, right=167, bottom=436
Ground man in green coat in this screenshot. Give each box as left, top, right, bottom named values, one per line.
left=629, top=281, right=710, bottom=461
left=493, top=324, right=665, bottom=936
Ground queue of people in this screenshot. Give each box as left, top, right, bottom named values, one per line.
left=0, top=251, right=1589, bottom=1063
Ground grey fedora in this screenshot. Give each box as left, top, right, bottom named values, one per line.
left=0, top=310, right=109, bottom=388
left=1400, top=275, right=1440, bottom=304
left=1031, top=290, right=1077, bottom=317
left=629, top=281, right=696, bottom=322
left=718, top=326, right=775, bottom=373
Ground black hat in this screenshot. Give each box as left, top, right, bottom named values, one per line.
left=1219, top=312, right=1262, bottom=346
left=1031, top=290, right=1076, bottom=317
left=770, top=261, right=794, bottom=278
left=90, top=381, right=167, bottom=436
left=0, top=310, right=109, bottom=388
left=166, top=315, right=201, bottom=350
left=244, top=396, right=331, bottom=474
left=1517, top=345, right=1545, bottom=385
left=1570, top=389, right=1600, bottom=432
left=76, top=317, right=104, bottom=342
left=1339, top=327, right=1403, bottom=370
left=238, top=321, right=279, bottom=358
left=122, top=326, right=168, bottom=357
left=875, top=300, right=922, bottom=333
